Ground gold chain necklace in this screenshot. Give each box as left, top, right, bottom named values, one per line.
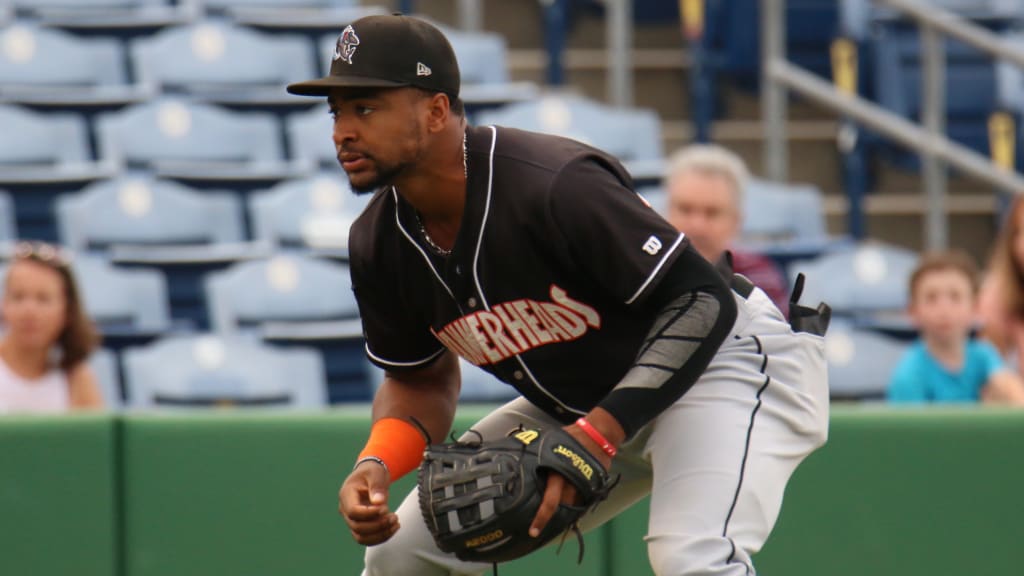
left=418, top=134, right=467, bottom=257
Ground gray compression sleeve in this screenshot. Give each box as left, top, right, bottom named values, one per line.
left=596, top=245, right=737, bottom=438
left=617, top=290, right=721, bottom=392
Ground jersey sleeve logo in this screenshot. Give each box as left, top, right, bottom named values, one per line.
left=430, top=285, right=602, bottom=366
left=642, top=235, right=663, bottom=256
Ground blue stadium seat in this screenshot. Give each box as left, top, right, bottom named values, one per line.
left=474, top=94, right=664, bottom=181
left=825, top=320, right=911, bottom=401
left=0, top=104, right=92, bottom=169
left=204, top=253, right=356, bottom=333
left=709, top=0, right=840, bottom=86
left=996, top=32, right=1024, bottom=114
left=739, top=179, right=829, bottom=246
left=0, top=24, right=128, bottom=92
left=201, top=0, right=358, bottom=12
left=9, top=0, right=195, bottom=31
left=95, top=98, right=288, bottom=179
left=855, top=0, right=1024, bottom=23
left=0, top=190, right=17, bottom=242
left=56, top=175, right=245, bottom=251
left=131, top=21, right=315, bottom=101
left=72, top=254, right=172, bottom=332
left=205, top=253, right=366, bottom=402
left=873, top=29, right=1000, bottom=156
left=58, top=176, right=258, bottom=331
left=248, top=172, right=370, bottom=251
left=212, top=1, right=384, bottom=32
left=286, top=104, right=336, bottom=171
left=90, top=348, right=123, bottom=410
left=788, top=241, right=918, bottom=317
left=122, top=334, right=327, bottom=409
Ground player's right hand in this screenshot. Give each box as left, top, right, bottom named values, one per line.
left=339, top=460, right=399, bottom=545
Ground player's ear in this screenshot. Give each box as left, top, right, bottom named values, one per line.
left=423, top=91, right=450, bottom=134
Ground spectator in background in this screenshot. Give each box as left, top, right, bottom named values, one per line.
left=889, top=251, right=1024, bottom=405
left=978, top=196, right=1024, bottom=374
left=662, top=144, right=790, bottom=313
left=0, top=242, right=102, bottom=413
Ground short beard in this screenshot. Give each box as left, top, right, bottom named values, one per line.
left=348, top=158, right=412, bottom=195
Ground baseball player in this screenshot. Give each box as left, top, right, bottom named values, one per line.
left=287, top=14, right=830, bottom=576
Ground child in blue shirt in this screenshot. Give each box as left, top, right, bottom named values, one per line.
left=889, top=251, right=1024, bottom=404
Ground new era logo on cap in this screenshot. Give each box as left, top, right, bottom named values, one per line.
left=416, top=62, right=432, bottom=77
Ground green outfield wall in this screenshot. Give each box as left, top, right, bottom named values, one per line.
left=2, top=406, right=1022, bottom=576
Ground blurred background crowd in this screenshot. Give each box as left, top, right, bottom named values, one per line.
left=0, top=0, right=1023, bottom=414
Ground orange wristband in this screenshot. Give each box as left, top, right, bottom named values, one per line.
left=357, top=417, right=427, bottom=481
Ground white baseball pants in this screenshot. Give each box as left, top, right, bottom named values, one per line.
left=362, top=287, right=830, bottom=576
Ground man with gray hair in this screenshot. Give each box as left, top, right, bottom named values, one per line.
left=663, top=144, right=789, bottom=312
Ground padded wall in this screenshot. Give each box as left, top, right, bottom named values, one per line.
left=120, top=406, right=607, bottom=576
left=5, top=406, right=1024, bottom=576
left=0, top=414, right=117, bottom=576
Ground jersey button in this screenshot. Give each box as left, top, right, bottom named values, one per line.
left=467, top=297, right=477, bottom=308
left=513, top=370, right=524, bottom=380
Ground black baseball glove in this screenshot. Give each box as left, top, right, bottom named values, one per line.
left=417, top=425, right=614, bottom=565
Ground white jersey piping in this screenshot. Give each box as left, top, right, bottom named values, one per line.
left=392, top=187, right=455, bottom=300
left=625, top=232, right=686, bottom=305
left=473, top=126, right=584, bottom=417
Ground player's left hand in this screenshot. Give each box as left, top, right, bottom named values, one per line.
left=528, top=424, right=614, bottom=538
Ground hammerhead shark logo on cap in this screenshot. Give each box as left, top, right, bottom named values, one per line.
left=333, top=25, right=360, bottom=64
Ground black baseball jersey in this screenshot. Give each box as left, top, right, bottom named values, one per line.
left=349, top=125, right=699, bottom=421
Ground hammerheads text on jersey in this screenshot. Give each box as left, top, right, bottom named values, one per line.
left=431, top=285, right=602, bottom=366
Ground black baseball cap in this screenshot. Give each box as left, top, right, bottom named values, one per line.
left=287, top=13, right=460, bottom=98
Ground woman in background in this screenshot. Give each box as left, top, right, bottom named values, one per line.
left=0, top=241, right=102, bottom=413
left=979, top=197, right=1024, bottom=374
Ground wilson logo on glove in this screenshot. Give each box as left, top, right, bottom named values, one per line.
left=552, top=445, right=594, bottom=480
left=514, top=430, right=539, bottom=445
left=418, top=426, right=616, bottom=568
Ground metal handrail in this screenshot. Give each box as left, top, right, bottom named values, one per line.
left=769, top=60, right=1024, bottom=193
left=883, top=0, right=1024, bottom=67
left=762, top=0, right=1024, bottom=250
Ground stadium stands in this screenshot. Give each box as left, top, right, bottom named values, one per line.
left=204, top=253, right=356, bottom=332
left=248, top=172, right=370, bottom=252
left=787, top=241, right=918, bottom=324
left=2, top=1, right=1021, bottom=409
left=71, top=255, right=172, bottom=333
left=474, top=93, right=664, bottom=182
left=122, top=334, right=327, bottom=408
left=57, top=175, right=245, bottom=251
left=0, top=24, right=131, bottom=98
left=95, top=98, right=295, bottom=181
left=91, top=347, right=123, bottom=409
left=0, top=104, right=106, bottom=181
left=131, top=20, right=315, bottom=106
left=825, top=319, right=910, bottom=400
left=204, top=253, right=369, bottom=401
